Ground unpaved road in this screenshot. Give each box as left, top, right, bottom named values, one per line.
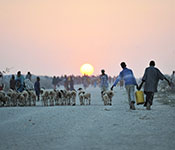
left=0, top=87, right=175, bottom=150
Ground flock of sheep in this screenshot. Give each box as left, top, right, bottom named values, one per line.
left=0, top=88, right=114, bottom=107
left=0, top=89, right=36, bottom=107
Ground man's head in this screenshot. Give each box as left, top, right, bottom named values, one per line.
left=149, top=60, right=155, bottom=67
left=0, top=72, right=2, bottom=77
left=120, top=62, right=126, bottom=69
left=101, top=69, right=105, bottom=74
left=17, top=71, right=21, bottom=77
left=37, top=76, right=40, bottom=81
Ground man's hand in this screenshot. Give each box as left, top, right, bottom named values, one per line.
left=137, top=85, right=141, bottom=91
left=111, top=86, right=114, bottom=91
left=136, top=84, right=139, bottom=90
left=137, top=81, right=144, bottom=91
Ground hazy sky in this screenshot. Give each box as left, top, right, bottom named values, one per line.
left=0, top=0, right=174, bottom=77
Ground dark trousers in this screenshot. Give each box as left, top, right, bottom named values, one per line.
left=144, top=91, right=154, bottom=106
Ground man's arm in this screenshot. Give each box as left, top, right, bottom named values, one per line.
left=137, top=80, right=145, bottom=90
left=164, top=77, right=171, bottom=86
left=111, top=74, right=121, bottom=90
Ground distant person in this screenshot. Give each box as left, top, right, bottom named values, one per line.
left=82, top=75, right=89, bottom=89
left=52, top=76, right=57, bottom=90
left=170, top=71, right=175, bottom=89
left=93, top=79, right=97, bottom=88
left=26, top=72, right=32, bottom=81
left=69, top=76, right=75, bottom=91
left=0, top=72, right=4, bottom=91
left=64, top=75, right=69, bottom=90
left=56, top=76, right=60, bottom=87
left=15, top=71, right=25, bottom=92
left=10, top=75, right=16, bottom=90
left=111, top=62, right=138, bottom=110
left=138, top=60, right=171, bottom=110
left=100, top=69, right=109, bottom=92
left=34, top=77, right=41, bottom=101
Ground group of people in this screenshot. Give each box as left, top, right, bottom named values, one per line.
left=0, top=61, right=173, bottom=110
left=0, top=71, right=41, bottom=101
left=100, top=60, right=172, bottom=110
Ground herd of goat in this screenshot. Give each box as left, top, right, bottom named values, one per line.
left=0, top=88, right=114, bottom=107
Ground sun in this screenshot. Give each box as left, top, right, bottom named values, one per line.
left=80, top=64, right=94, bottom=76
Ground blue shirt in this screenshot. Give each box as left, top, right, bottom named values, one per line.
left=100, top=74, right=109, bottom=88
left=113, top=68, right=137, bottom=86
left=15, top=75, right=25, bottom=92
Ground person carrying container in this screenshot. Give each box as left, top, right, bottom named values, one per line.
left=111, top=62, right=138, bottom=110
left=138, top=60, right=171, bottom=110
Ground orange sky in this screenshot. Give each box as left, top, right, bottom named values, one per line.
left=0, top=0, right=174, bottom=77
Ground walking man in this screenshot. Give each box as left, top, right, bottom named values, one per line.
left=34, top=77, right=41, bottom=101
left=15, top=71, right=25, bottom=92
left=111, top=62, right=138, bottom=110
left=138, top=60, right=171, bottom=110
left=100, top=69, right=109, bottom=92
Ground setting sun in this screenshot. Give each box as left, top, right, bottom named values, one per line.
left=80, top=64, right=94, bottom=76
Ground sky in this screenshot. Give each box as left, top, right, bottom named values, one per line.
left=0, top=0, right=174, bottom=77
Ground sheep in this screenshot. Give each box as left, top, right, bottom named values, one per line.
left=49, top=90, right=56, bottom=106
left=78, top=88, right=85, bottom=105
left=7, top=90, right=19, bottom=107
left=84, top=93, right=91, bottom=105
left=18, top=94, right=26, bottom=106
left=70, top=90, right=76, bottom=106
left=101, top=90, right=114, bottom=105
left=27, top=90, right=36, bottom=106
left=60, top=90, right=68, bottom=105
left=21, top=90, right=29, bottom=106
left=0, top=91, right=6, bottom=106
left=102, top=91, right=109, bottom=105
left=66, top=91, right=72, bottom=105
left=41, top=90, right=49, bottom=106
left=55, top=90, right=62, bottom=105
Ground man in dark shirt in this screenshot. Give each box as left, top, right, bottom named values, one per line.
left=10, top=75, right=16, bottom=90
left=34, top=77, right=41, bottom=101
left=138, top=60, right=170, bottom=110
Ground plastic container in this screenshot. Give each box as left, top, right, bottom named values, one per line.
left=135, top=91, right=144, bottom=105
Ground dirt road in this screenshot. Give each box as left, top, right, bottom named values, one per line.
left=0, top=86, right=175, bottom=150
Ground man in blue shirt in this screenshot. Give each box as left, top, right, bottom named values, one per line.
left=15, top=71, right=25, bottom=92
left=111, top=62, right=138, bottom=110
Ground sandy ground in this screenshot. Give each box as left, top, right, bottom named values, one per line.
left=0, top=86, right=175, bottom=150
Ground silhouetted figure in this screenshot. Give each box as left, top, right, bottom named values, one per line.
left=69, top=76, right=75, bottom=91
left=52, top=76, right=57, bottom=90
left=10, top=75, right=16, bottom=90
left=100, top=69, right=109, bottom=92
left=64, top=75, right=69, bottom=90
left=138, top=60, right=171, bottom=110
left=26, top=72, right=32, bottom=81
left=82, top=75, right=89, bottom=89
left=0, top=72, right=4, bottom=91
left=15, top=71, right=25, bottom=92
left=111, top=62, right=138, bottom=110
left=171, top=71, right=175, bottom=90
left=34, top=77, right=40, bottom=101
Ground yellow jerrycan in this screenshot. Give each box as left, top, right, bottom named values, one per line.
left=135, top=91, right=144, bottom=105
